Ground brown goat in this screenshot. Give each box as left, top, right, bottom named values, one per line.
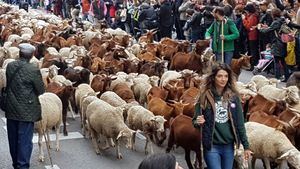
left=166, top=114, right=202, bottom=169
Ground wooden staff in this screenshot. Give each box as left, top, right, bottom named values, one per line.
left=221, top=19, right=224, bottom=63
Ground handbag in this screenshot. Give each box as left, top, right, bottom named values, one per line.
left=0, top=64, right=25, bottom=112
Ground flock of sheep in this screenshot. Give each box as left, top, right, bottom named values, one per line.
left=0, top=2, right=300, bottom=169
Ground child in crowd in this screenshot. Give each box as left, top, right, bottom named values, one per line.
left=254, top=43, right=273, bottom=70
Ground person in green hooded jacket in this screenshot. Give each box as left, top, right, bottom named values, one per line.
left=205, top=7, right=240, bottom=65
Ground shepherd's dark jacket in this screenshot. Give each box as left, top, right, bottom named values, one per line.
left=5, top=58, right=45, bottom=122
left=192, top=89, right=249, bottom=151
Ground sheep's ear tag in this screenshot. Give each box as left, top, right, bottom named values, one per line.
left=117, top=131, right=124, bottom=140
left=277, top=151, right=290, bottom=160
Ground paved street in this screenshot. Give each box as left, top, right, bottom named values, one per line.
left=0, top=70, right=285, bottom=169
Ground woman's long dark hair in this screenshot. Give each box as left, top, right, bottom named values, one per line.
left=200, top=63, right=238, bottom=104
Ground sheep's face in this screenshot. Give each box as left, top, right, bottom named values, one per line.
left=285, top=87, right=300, bottom=105
left=278, top=149, right=300, bottom=168
left=151, top=116, right=166, bottom=132
left=117, top=129, right=135, bottom=149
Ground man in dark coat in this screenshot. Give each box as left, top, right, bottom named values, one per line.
left=173, top=0, right=184, bottom=39
left=258, top=0, right=273, bottom=51
left=5, top=43, right=45, bottom=169
left=138, top=2, right=158, bottom=33
left=158, top=0, right=174, bottom=40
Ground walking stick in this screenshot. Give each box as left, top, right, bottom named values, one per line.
left=221, top=19, right=224, bottom=63
left=39, top=121, right=54, bottom=168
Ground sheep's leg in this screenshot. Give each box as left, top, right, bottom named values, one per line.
left=46, top=129, right=51, bottom=149
left=89, top=126, right=101, bottom=155
left=144, top=134, right=153, bottom=155
left=250, top=157, right=256, bottom=169
left=115, top=139, right=123, bottom=159
left=166, top=128, right=174, bottom=153
left=38, top=132, right=44, bottom=162
left=55, top=124, right=60, bottom=151
left=131, top=132, right=136, bottom=151
left=84, top=120, right=90, bottom=139
left=82, top=121, right=86, bottom=137
left=158, top=131, right=166, bottom=146
left=144, top=135, right=149, bottom=155
left=63, top=107, right=68, bottom=136
left=278, top=160, right=287, bottom=169
left=68, top=100, right=76, bottom=120
left=262, top=158, right=271, bottom=169
left=154, top=131, right=160, bottom=145
left=101, top=137, right=111, bottom=150
left=109, top=138, right=115, bottom=147
left=185, top=149, right=193, bottom=169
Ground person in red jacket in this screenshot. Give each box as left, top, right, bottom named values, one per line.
left=81, top=0, right=91, bottom=20
left=243, top=3, right=259, bottom=70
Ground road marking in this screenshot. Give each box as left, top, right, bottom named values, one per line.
left=1, top=118, right=83, bottom=142
left=32, top=132, right=84, bottom=143
left=45, top=164, right=60, bottom=169
left=1, top=117, right=69, bottom=127
left=136, top=130, right=146, bottom=140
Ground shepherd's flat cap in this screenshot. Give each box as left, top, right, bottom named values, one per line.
left=18, top=43, right=35, bottom=55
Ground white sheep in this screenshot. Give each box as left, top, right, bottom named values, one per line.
left=80, top=95, right=98, bottom=137
left=104, top=28, right=128, bottom=36
left=245, top=122, right=300, bottom=169
left=100, top=91, right=139, bottom=120
left=3, top=42, right=12, bottom=49
left=110, top=72, right=134, bottom=89
left=128, top=44, right=141, bottom=57
left=86, top=99, right=135, bottom=159
left=21, top=27, right=34, bottom=37
left=82, top=30, right=100, bottom=48
left=258, top=85, right=299, bottom=106
left=100, top=91, right=127, bottom=107
left=7, top=34, right=22, bottom=44
left=59, top=47, right=71, bottom=58
left=2, top=58, right=16, bottom=69
left=0, top=68, right=6, bottom=91
left=149, top=76, right=160, bottom=87
left=127, top=105, right=165, bottom=154
left=134, top=74, right=150, bottom=84
left=21, top=33, right=32, bottom=41
left=236, top=81, right=257, bottom=103
left=75, top=83, right=96, bottom=114
left=0, top=47, right=7, bottom=61
left=46, top=47, right=60, bottom=57
left=250, top=75, right=279, bottom=91
left=35, top=93, right=62, bottom=162
left=131, top=80, right=152, bottom=105
left=7, top=47, right=20, bottom=59
left=51, top=75, right=67, bottom=85
left=30, top=56, right=42, bottom=68
left=160, top=70, right=182, bottom=87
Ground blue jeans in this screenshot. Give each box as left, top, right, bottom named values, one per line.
left=204, top=144, right=234, bottom=169
left=7, top=119, right=34, bottom=169
left=215, top=51, right=234, bottom=66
